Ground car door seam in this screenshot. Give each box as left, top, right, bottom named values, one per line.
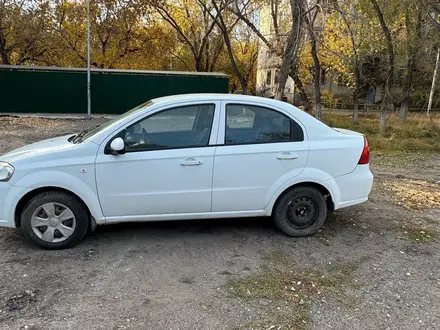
left=93, top=140, right=107, bottom=222
left=211, top=146, right=218, bottom=212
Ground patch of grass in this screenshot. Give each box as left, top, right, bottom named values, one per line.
left=227, top=260, right=362, bottom=329
left=323, top=113, right=440, bottom=154
left=322, top=262, right=362, bottom=288
left=403, top=226, right=437, bottom=244
left=227, top=262, right=361, bottom=300
left=262, top=250, right=290, bottom=265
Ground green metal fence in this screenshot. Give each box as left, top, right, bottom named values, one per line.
left=0, top=65, right=229, bottom=114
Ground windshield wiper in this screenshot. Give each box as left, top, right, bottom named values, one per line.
left=71, top=125, right=100, bottom=144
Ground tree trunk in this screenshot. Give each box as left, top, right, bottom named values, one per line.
left=400, top=96, right=409, bottom=121
left=195, top=56, right=204, bottom=72
left=353, top=60, right=361, bottom=124
left=370, top=0, right=394, bottom=129
left=204, top=40, right=210, bottom=72
left=222, top=27, right=247, bottom=93
left=275, top=0, right=303, bottom=100
left=211, top=0, right=247, bottom=93
left=427, top=47, right=440, bottom=116
left=0, top=35, right=10, bottom=64
left=379, top=103, right=387, bottom=129
left=353, top=91, right=359, bottom=125
left=0, top=51, right=8, bottom=65
left=332, top=0, right=361, bottom=124
left=400, top=4, right=421, bottom=121
left=313, top=77, right=322, bottom=120
left=290, top=71, right=313, bottom=113
left=304, top=10, right=322, bottom=120
left=310, top=38, right=322, bottom=119
left=379, top=84, right=393, bottom=131
left=400, top=99, right=409, bottom=121
left=379, top=86, right=392, bottom=130
left=401, top=48, right=414, bottom=121
left=275, top=33, right=297, bottom=100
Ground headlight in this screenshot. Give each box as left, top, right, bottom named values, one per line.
left=0, top=162, right=14, bottom=182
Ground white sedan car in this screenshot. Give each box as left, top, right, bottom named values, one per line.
left=0, top=94, right=373, bottom=249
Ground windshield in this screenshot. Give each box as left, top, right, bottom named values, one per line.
left=74, top=100, right=154, bottom=143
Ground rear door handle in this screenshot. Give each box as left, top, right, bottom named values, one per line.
left=277, top=152, right=298, bottom=160
left=179, top=157, right=203, bottom=166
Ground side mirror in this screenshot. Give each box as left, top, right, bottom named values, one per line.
left=110, top=137, right=125, bottom=155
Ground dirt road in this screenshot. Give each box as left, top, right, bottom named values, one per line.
left=0, top=117, right=439, bottom=330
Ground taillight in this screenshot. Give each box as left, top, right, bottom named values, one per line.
left=358, top=136, right=369, bottom=164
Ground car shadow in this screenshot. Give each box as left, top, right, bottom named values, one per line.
left=84, top=210, right=363, bottom=245
left=88, top=216, right=278, bottom=241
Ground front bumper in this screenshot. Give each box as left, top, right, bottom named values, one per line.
left=0, top=183, right=31, bottom=228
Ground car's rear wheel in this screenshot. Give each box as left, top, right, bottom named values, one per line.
left=21, top=191, right=89, bottom=249
left=273, top=186, right=327, bottom=237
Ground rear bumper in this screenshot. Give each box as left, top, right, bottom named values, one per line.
left=332, top=165, right=373, bottom=210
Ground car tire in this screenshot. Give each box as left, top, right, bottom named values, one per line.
left=21, top=191, right=89, bottom=249
left=273, top=186, right=327, bottom=237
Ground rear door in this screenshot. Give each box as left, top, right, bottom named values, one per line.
left=211, top=101, right=309, bottom=212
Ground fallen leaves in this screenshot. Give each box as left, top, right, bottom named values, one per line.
left=382, top=179, right=440, bottom=210
left=0, top=117, right=61, bottom=132
left=373, top=152, right=431, bottom=168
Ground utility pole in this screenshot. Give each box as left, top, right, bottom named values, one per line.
left=87, top=0, right=91, bottom=119
left=427, top=47, right=439, bottom=116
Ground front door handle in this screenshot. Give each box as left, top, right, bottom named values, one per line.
left=179, top=157, right=203, bottom=166
left=277, top=152, right=298, bottom=160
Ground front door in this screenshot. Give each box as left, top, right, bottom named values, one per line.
left=212, top=102, right=309, bottom=212
left=95, top=102, right=218, bottom=219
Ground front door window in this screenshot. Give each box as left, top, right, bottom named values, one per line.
left=124, top=104, right=215, bottom=151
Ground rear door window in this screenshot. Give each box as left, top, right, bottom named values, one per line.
left=225, top=104, right=303, bottom=145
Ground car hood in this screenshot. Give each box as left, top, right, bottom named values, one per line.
left=0, top=135, right=76, bottom=164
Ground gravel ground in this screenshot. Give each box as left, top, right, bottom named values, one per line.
left=0, top=117, right=440, bottom=330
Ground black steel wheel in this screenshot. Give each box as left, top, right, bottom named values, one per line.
left=273, top=186, right=327, bottom=237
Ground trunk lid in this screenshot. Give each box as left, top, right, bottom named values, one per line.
left=332, top=127, right=364, bottom=136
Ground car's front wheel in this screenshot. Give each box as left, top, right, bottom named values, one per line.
left=273, top=186, right=327, bottom=237
left=21, top=191, right=89, bottom=249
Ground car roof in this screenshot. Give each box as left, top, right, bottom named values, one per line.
left=151, top=93, right=287, bottom=107
left=148, top=93, right=334, bottom=137
left=88, top=93, right=336, bottom=145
